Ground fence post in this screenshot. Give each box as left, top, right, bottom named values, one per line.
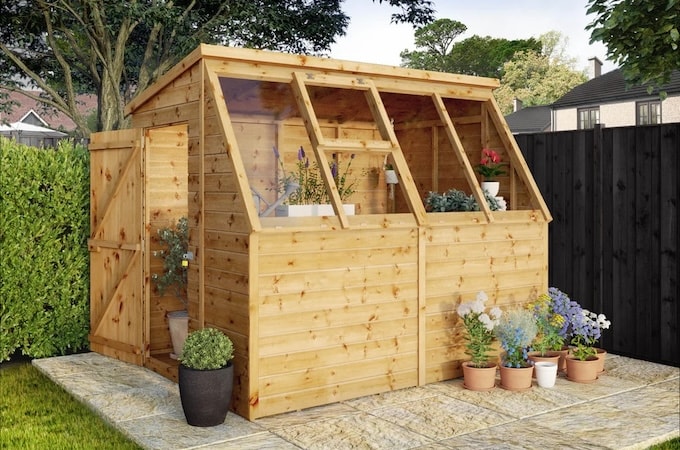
left=592, top=124, right=604, bottom=314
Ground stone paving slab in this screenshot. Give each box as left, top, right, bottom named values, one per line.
left=33, top=353, right=679, bottom=450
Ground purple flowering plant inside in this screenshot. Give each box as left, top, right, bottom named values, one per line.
left=273, top=146, right=357, bottom=205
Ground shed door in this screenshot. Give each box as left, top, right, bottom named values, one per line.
left=88, top=129, right=145, bottom=365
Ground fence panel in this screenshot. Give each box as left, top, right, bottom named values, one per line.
left=516, top=124, right=678, bottom=366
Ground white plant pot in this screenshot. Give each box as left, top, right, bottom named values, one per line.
left=168, top=310, right=189, bottom=359
left=534, top=361, right=558, bottom=388
left=275, top=204, right=355, bottom=217
left=384, top=169, right=399, bottom=184
left=481, top=181, right=500, bottom=197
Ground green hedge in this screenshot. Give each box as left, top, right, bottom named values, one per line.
left=0, top=137, right=90, bottom=360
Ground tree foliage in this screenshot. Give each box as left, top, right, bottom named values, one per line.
left=494, top=32, right=588, bottom=114
left=0, top=0, right=434, bottom=136
left=400, top=19, right=540, bottom=78
left=586, top=0, right=680, bottom=90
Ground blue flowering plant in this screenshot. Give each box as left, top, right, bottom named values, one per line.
left=570, top=309, right=611, bottom=360
left=494, top=307, right=538, bottom=368
left=456, top=291, right=502, bottom=368
left=272, top=146, right=357, bottom=205
left=547, top=287, right=611, bottom=361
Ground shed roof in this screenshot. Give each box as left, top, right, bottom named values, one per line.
left=126, top=44, right=500, bottom=116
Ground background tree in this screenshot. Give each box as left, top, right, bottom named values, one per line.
left=586, top=0, right=680, bottom=91
left=494, top=32, right=587, bottom=114
left=400, top=19, right=540, bottom=78
left=0, top=0, right=435, bottom=136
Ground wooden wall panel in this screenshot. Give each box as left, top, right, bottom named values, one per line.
left=423, top=218, right=548, bottom=383
left=253, top=227, right=419, bottom=418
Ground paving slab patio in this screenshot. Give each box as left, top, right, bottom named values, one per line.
left=33, top=353, right=678, bottom=450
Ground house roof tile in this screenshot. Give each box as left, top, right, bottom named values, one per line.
left=504, top=105, right=551, bottom=134
left=552, top=69, right=680, bottom=108
left=1, top=90, right=97, bottom=132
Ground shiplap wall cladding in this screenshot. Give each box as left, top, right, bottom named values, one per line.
left=89, top=45, right=551, bottom=420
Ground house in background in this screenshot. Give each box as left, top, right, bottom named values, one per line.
left=551, top=58, right=680, bottom=131
left=0, top=90, right=96, bottom=146
left=505, top=58, right=680, bottom=134
left=505, top=100, right=551, bottom=134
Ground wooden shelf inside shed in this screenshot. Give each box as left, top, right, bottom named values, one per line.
left=147, top=353, right=179, bottom=382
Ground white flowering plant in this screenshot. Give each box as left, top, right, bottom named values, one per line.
left=456, top=291, right=502, bottom=368
left=570, top=309, right=611, bottom=360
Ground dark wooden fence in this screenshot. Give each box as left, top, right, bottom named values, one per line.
left=516, top=124, right=678, bottom=366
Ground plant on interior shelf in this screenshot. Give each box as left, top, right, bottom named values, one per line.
left=178, top=327, right=235, bottom=427
left=272, top=145, right=357, bottom=205
left=152, top=216, right=189, bottom=308
left=152, top=216, right=189, bottom=359
left=475, top=148, right=506, bottom=181
left=457, top=291, right=502, bottom=368
left=494, top=307, right=538, bottom=368
left=425, top=188, right=501, bottom=212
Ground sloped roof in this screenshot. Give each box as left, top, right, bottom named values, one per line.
left=505, top=105, right=551, bottom=134
left=552, top=69, right=680, bottom=108
left=0, top=121, right=67, bottom=137
left=1, top=90, right=97, bottom=131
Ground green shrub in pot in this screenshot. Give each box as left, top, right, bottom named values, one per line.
left=177, top=327, right=235, bottom=427
left=178, top=327, right=234, bottom=370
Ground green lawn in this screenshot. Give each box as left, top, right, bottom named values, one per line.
left=0, top=362, right=141, bottom=450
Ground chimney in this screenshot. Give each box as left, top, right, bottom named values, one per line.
left=513, top=98, right=523, bottom=112
left=588, top=57, right=602, bottom=79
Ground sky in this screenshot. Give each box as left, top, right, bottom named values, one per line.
left=330, top=0, right=618, bottom=75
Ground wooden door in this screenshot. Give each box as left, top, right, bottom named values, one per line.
left=88, top=129, right=145, bottom=365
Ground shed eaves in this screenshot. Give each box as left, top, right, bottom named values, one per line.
left=552, top=69, right=680, bottom=108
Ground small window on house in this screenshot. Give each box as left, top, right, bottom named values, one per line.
left=637, top=100, right=662, bottom=125
left=577, top=107, right=599, bottom=129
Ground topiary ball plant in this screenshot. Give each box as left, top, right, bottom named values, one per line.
left=178, top=328, right=234, bottom=370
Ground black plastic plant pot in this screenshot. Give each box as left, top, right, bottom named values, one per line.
left=178, top=363, right=234, bottom=427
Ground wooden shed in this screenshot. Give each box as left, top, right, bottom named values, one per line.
left=88, top=44, right=551, bottom=420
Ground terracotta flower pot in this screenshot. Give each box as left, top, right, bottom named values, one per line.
left=565, top=356, right=599, bottom=383
left=499, top=365, right=533, bottom=391
left=595, top=348, right=607, bottom=373
left=554, top=346, right=571, bottom=372
left=462, top=362, right=497, bottom=391
left=528, top=351, right=561, bottom=378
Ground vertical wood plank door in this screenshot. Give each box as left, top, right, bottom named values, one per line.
left=88, top=129, right=145, bottom=365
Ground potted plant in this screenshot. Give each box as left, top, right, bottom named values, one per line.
left=456, top=291, right=502, bottom=391
left=272, top=146, right=357, bottom=216
left=384, top=162, right=399, bottom=184
left=527, top=292, right=566, bottom=368
left=152, top=216, right=189, bottom=359
left=425, top=188, right=503, bottom=212
left=565, top=307, right=611, bottom=383
left=494, top=307, right=538, bottom=390
left=545, top=287, right=582, bottom=371
left=178, top=327, right=235, bottom=427
left=475, top=148, right=506, bottom=196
